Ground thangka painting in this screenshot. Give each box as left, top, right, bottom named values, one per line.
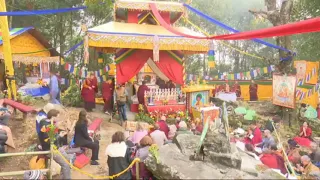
left=137, top=72, right=156, bottom=85
left=272, top=74, right=297, bottom=108
left=191, top=90, right=209, bottom=107
left=295, top=61, right=307, bottom=81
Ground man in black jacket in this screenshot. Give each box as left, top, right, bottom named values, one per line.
left=38, top=109, right=71, bottom=179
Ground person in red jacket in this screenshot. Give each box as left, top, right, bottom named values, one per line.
left=260, top=144, right=287, bottom=175
left=157, top=116, right=170, bottom=138
left=90, top=73, right=98, bottom=93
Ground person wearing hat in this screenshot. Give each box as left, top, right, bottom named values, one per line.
left=23, top=170, right=45, bottom=180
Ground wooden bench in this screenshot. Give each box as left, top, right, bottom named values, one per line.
left=2, top=99, right=37, bottom=120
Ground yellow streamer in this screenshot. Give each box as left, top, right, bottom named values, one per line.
left=53, top=146, right=140, bottom=179
left=182, top=17, right=264, bottom=60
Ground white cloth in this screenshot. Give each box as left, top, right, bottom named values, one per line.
left=146, top=59, right=169, bottom=82
left=215, top=92, right=237, bottom=102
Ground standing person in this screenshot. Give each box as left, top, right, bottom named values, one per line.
left=38, top=109, right=71, bottom=179
left=49, top=70, right=60, bottom=104
left=249, top=80, right=258, bottom=101
left=166, top=80, right=176, bottom=89
left=90, top=73, right=98, bottom=93
left=74, top=110, right=100, bottom=165
left=81, top=76, right=96, bottom=112
left=106, top=131, right=133, bottom=179
left=102, top=78, right=114, bottom=114
left=115, top=84, right=128, bottom=125
left=232, top=81, right=241, bottom=97
left=137, top=81, right=149, bottom=105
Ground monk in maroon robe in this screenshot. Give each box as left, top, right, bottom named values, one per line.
left=137, top=81, right=150, bottom=105
left=102, top=79, right=113, bottom=113
left=249, top=80, right=258, bottom=101
left=166, top=80, right=176, bottom=89
left=81, top=77, right=96, bottom=111
left=232, top=81, right=241, bottom=97
left=90, top=73, right=98, bottom=93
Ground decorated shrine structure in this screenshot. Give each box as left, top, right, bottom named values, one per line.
left=0, top=27, right=60, bottom=84
left=86, top=0, right=211, bottom=114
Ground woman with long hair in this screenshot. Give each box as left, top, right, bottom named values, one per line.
left=106, top=131, right=133, bottom=179
left=74, top=110, right=100, bottom=165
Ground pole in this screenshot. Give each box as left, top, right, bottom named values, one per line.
left=49, top=119, right=54, bottom=180
left=0, top=0, right=17, bottom=100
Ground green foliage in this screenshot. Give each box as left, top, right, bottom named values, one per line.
left=61, top=84, right=83, bottom=107
left=149, top=144, right=160, bottom=164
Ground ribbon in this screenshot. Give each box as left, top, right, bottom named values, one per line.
left=0, top=6, right=87, bottom=16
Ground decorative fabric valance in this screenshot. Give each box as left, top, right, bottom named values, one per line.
left=0, top=53, right=59, bottom=64
left=115, top=0, right=184, bottom=13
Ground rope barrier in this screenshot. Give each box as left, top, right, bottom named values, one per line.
left=52, top=146, right=140, bottom=179
left=182, top=17, right=265, bottom=60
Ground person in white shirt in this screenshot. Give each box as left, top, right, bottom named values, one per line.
left=150, top=124, right=168, bottom=147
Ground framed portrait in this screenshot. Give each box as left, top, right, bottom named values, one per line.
left=272, top=74, right=297, bottom=108
left=190, top=90, right=209, bottom=107
left=137, top=72, right=156, bottom=85
left=294, top=61, right=307, bottom=81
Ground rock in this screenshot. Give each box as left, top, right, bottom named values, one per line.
left=173, top=134, right=200, bottom=156
left=145, top=143, right=256, bottom=179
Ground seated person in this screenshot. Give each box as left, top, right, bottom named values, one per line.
left=134, top=136, right=154, bottom=180
left=256, top=130, right=275, bottom=152
left=287, top=139, right=301, bottom=165
left=157, top=116, right=169, bottom=138
left=243, top=121, right=263, bottom=146
left=130, top=123, right=148, bottom=145
left=293, top=121, right=313, bottom=147
left=259, top=144, right=287, bottom=175
left=309, top=142, right=320, bottom=167
left=0, top=99, right=12, bottom=126
left=35, top=103, right=55, bottom=136
left=74, top=110, right=100, bottom=165
left=175, top=121, right=193, bottom=136
left=150, top=124, right=168, bottom=148
left=295, top=155, right=320, bottom=179
left=299, top=122, right=312, bottom=139
left=168, top=125, right=177, bottom=140
left=38, top=109, right=71, bottom=179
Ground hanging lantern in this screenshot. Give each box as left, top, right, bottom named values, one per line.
left=208, top=40, right=215, bottom=68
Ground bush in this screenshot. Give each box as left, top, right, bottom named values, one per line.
left=61, top=84, right=83, bottom=107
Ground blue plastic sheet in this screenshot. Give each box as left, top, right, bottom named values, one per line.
left=24, top=87, right=50, bottom=97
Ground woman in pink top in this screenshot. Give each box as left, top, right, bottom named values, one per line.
left=131, top=123, right=148, bottom=145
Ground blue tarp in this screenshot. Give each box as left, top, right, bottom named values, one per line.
left=24, top=87, right=50, bottom=97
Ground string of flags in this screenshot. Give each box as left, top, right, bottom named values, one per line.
left=297, top=67, right=317, bottom=86
left=187, top=65, right=276, bottom=81
left=296, top=83, right=319, bottom=101
left=64, top=63, right=112, bottom=83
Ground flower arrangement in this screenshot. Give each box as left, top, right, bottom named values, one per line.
left=149, top=144, right=159, bottom=164
left=162, top=99, right=168, bottom=105
left=40, top=124, right=59, bottom=143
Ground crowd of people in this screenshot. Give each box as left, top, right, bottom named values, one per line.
left=237, top=119, right=320, bottom=179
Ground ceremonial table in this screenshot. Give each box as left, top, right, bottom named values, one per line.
left=215, top=92, right=237, bottom=102
left=146, top=104, right=186, bottom=113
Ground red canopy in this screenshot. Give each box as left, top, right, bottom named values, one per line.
left=150, top=3, right=320, bottom=40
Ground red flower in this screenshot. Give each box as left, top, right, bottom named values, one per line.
left=54, top=128, right=59, bottom=134
left=46, top=127, right=51, bottom=132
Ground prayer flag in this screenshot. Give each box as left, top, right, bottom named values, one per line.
left=256, top=68, right=261, bottom=75
left=296, top=90, right=301, bottom=98
left=263, top=67, right=268, bottom=73
left=73, top=67, right=79, bottom=76
left=270, top=65, right=275, bottom=71
left=105, top=65, right=110, bottom=72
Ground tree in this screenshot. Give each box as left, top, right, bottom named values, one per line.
left=249, top=0, right=294, bottom=74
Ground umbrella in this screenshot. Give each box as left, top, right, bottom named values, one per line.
left=235, top=107, right=247, bottom=115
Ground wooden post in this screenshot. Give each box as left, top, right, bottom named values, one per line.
left=49, top=119, right=54, bottom=179
left=135, top=161, right=140, bottom=180
left=0, top=0, right=17, bottom=100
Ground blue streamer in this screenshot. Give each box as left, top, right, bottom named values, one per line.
left=63, top=41, right=84, bottom=56
left=0, top=6, right=87, bottom=16
left=183, top=4, right=292, bottom=53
